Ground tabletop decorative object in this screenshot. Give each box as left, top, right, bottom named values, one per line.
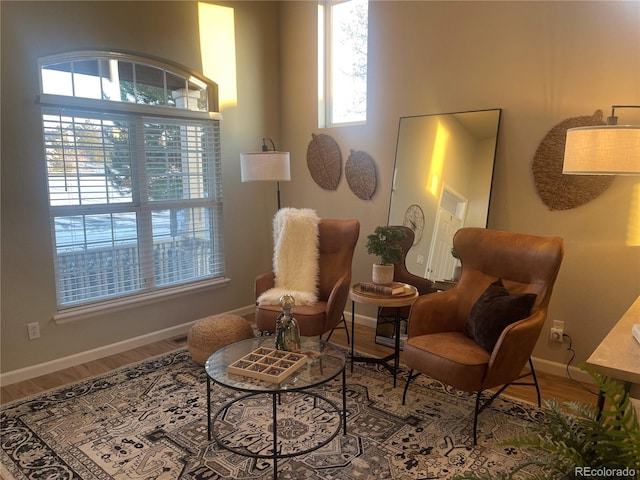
left=274, top=294, right=301, bottom=352
left=366, top=226, right=406, bottom=285
left=227, top=347, right=307, bottom=383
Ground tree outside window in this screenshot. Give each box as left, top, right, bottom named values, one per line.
left=319, top=0, right=368, bottom=127
left=39, top=52, right=224, bottom=310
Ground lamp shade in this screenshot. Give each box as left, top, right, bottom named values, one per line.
left=563, top=125, right=640, bottom=175
left=240, top=152, right=291, bottom=182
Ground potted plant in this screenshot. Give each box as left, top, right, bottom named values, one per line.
left=452, top=369, right=640, bottom=480
left=366, top=226, right=406, bottom=285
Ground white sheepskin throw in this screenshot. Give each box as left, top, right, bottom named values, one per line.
left=257, top=208, right=320, bottom=306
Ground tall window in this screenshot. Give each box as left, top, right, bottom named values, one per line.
left=39, top=51, right=224, bottom=310
left=318, top=0, right=368, bottom=127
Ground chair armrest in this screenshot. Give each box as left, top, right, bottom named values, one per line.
left=484, top=310, right=546, bottom=389
left=255, top=271, right=275, bottom=299
left=407, top=289, right=465, bottom=337
left=324, top=274, right=351, bottom=331
left=396, top=271, right=437, bottom=296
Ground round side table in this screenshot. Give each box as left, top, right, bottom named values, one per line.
left=349, top=282, right=419, bottom=387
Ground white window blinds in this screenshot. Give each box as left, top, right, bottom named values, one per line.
left=43, top=107, right=224, bottom=308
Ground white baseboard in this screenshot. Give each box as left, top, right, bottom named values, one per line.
left=530, top=356, right=594, bottom=385
left=1, top=306, right=594, bottom=388
left=0, top=305, right=254, bottom=386
left=348, top=311, right=378, bottom=329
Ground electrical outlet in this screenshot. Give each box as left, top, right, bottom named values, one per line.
left=549, top=328, right=563, bottom=342
left=27, top=322, right=40, bottom=340
left=549, top=319, right=564, bottom=343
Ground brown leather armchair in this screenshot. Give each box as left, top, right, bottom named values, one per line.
left=402, top=227, right=564, bottom=444
left=255, top=218, right=360, bottom=337
left=376, top=226, right=437, bottom=341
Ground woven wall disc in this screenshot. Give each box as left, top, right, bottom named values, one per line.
left=532, top=110, right=614, bottom=211
left=306, top=133, right=342, bottom=190
left=345, top=149, right=377, bottom=200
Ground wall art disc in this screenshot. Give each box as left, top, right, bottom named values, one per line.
left=532, top=110, right=614, bottom=210
left=346, top=149, right=377, bottom=200
left=306, top=133, right=342, bottom=190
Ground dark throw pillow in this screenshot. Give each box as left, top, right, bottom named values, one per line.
left=465, top=279, right=537, bottom=353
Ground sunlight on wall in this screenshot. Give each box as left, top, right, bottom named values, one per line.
left=627, top=182, right=640, bottom=246
left=427, top=122, right=449, bottom=196
left=198, top=3, right=237, bottom=109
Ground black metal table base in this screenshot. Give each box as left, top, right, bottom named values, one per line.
left=350, top=300, right=401, bottom=387
left=207, top=367, right=347, bottom=480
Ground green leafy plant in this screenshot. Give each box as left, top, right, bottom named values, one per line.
left=453, top=369, right=640, bottom=480
left=365, top=226, right=406, bottom=265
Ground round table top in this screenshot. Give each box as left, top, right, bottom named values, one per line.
left=349, top=282, right=419, bottom=307
left=205, top=336, right=345, bottom=393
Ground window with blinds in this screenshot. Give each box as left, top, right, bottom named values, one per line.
left=39, top=52, right=224, bottom=309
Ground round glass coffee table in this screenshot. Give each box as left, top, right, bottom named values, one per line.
left=205, top=336, right=346, bottom=480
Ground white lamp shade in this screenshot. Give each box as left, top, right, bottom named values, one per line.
left=240, top=152, right=291, bottom=182
left=563, top=125, right=640, bottom=175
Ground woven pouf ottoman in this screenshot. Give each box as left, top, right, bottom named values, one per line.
left=188, top=314, right=254, bottom=364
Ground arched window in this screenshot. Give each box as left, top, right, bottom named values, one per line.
left=39, top=51, right=225, bottom=315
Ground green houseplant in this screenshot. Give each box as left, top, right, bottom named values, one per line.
left=366, top=226, right=406, bottom=284
left=452, top=369, right=640, bottom=480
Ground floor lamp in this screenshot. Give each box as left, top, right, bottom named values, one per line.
left=563, top=105, right=640, bottom=175
left=563, top=105, right=640, bottom=414
left=240, top=139, right=291, bottom=210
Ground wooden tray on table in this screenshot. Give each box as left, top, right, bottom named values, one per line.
left=227, top=347, right=307, bottom=383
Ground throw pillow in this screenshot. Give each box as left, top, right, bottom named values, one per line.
left=465, top=279, right=537, bottom=353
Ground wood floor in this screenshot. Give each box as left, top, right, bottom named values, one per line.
left=0, top=318, right=598, bottom=407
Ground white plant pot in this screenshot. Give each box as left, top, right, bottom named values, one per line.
left=372, top=264, right=394, bottom=285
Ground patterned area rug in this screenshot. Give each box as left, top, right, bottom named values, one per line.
left=1, top=348, right=545, bottom=479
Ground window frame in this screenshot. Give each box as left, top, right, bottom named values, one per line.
left=38, top=50, right=219, bottom=114
left=318, top=0, right=369, bottom=128
left=38, top=51, right=227, bottom=321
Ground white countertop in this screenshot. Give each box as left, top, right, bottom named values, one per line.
left=586, top=295, right=640, bottom=385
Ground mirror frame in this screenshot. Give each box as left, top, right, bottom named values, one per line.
left=387, top=108, right=502, bottom=281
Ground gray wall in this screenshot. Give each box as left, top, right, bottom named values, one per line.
left=1, top=1, right=280, bottom=373
left=278, top=1, right=640, bottom=370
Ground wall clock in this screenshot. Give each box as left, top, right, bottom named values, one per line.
left=403, top=204, right=424, bottom=245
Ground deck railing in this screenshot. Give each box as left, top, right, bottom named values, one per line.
left=56, top=238, right=212, bottom=305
